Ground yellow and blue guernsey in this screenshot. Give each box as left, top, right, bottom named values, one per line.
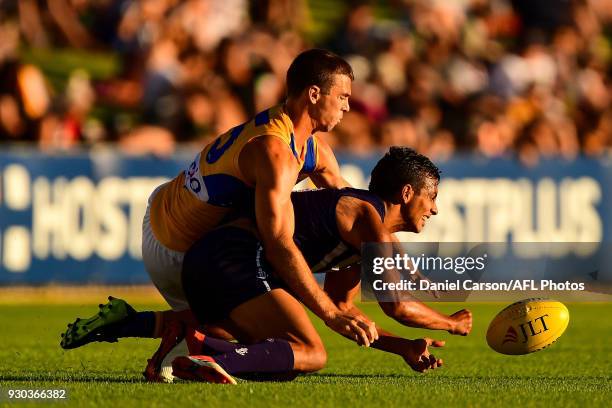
left=150, top=105, right=320, bottom=252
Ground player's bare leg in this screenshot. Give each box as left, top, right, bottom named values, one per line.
left=171, top=288, right=327, bottom=383
left=226, top=288, right=327, bottom=373
left=144, top=314, right=241, bottom=382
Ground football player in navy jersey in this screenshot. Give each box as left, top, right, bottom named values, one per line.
left=164, top=147, right=472, bottom=384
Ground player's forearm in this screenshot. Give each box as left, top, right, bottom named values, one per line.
left=312, top=173, right=351, bottom=189
left=371, top=331, right=414, bottom=356
left=265, top=240, right=339, bottom=321
left=337, top=306, right=410, bottom=356
left=383, top=301, right=455, bottom=331
left=324, top=176, right=351, bottom=189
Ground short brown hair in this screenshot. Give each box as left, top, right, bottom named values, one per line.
left=286, top=49, right=354, bottom=98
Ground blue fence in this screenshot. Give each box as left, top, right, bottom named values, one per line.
left=1, top=148, right=610, bottom=284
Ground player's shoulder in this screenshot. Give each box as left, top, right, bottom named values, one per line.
left=335, top=189, right=388, bottom=245
left=248, top=104, right=293, bottom=140
left=243, top=133, right=293, bottom=160
left=241, top=105, right=295, bottom=157
left=239, top=134, right=297, bottom=182
left=336, top=189, right=385, bottom=224
left=312, top=134, right=330, bottom=152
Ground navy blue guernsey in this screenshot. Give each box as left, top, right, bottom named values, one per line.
left=290, top=188, right=386, bottom=273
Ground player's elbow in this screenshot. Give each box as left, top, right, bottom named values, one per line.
left=261, top=230, right=294, bottom=253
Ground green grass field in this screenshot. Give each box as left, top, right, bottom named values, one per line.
left=0, top=301, right=610, bottom=407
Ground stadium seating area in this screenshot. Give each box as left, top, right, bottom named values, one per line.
left=0, top=0, right=611, bottom=164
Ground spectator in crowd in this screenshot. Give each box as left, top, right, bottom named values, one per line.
left=0, top=0, right=610, bottom=163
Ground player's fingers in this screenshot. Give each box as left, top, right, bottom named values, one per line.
left=354, top=318, right=377, bottom=344
left=345, top=326, right=363, bottom=345
left=428, top=354, right=438, bottom=369
left=346, top=325, right=365, bottom=346
left=425, top=338, right=445, bottom=348
left=349, top=320, right=369, bottom=347
left=365, top=320, right=378, bottom=342
left=437, top=358, right=443, bottom=367
left=412, top=359, right=424, bottom=373
left=421, top=354, right=434, bottom=370
left=419, top=356, right=430, bottom=372
left=363, top=323, right=377, bottom=343
left=344, top=324, right=365, bottom=346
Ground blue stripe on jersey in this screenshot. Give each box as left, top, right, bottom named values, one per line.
left=206, top=123, right=245, bottom=164
left=301, top=137, right=316, bottom=173
left=289, top=133, right=298, bottom=159
left=202, top=173, right=253, bottom=207
left=254, top=109, right=270, bottom=126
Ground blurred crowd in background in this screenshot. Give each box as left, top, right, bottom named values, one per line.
left=0, top=0, right=611, bottom=164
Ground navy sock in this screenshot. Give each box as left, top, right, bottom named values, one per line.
left=201, top=336, right=244, bottom=355
left=104, top=311, right=156, bottom=338
left=212, top=338, right=294, bottom=375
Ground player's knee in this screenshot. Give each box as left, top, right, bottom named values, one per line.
left=293, top=341, right=327, bottom=372
left=304, top=342, right=327, bottom=372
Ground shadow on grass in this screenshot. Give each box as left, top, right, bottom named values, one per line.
left=306, top=373, right=407, bottom=380
left=3, top=373, right=607, bottom=385
left=305, top=373, right=610, bottom=382
left=311, top=373, right=404, bottom=378
left=1, top=372, right=409, bottom=384
left=0, top=374, right=145, bottom=383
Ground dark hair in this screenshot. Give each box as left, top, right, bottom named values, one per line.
left=286, top=49, right=354, bottom=98
left=369, top=147, right=440, bottom=200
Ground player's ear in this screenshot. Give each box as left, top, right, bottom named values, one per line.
left=308, top=85, right=321, bottom=104
left=402, top=184, right=414, bottom=204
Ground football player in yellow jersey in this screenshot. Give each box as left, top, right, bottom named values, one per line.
left=61, top=49, right=377, bottom=353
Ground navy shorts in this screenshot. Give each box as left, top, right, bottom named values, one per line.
left=182, top=226, right=285, bottom=324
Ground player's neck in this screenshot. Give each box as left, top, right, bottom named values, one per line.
left=382, top=202, right=407, bottom=233
left=284, top=98, right=315, bottom=150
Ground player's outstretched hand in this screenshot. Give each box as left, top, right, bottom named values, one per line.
left=448, top=309, right=472, bottom=336
left=402, top=338, right=445, bottom=373
left=326, top=313, right=378, bottom=347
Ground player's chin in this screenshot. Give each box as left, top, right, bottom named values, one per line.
left=407, top=222, right=421, bottom=233
left=326, top=118, right=342, bottom=131
left=325, top=122, right=338, bottom=132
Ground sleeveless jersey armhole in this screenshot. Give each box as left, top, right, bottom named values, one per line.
left=231, top=132, right=294, bottom=188
left=311, top=135, right=320, bottom=172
